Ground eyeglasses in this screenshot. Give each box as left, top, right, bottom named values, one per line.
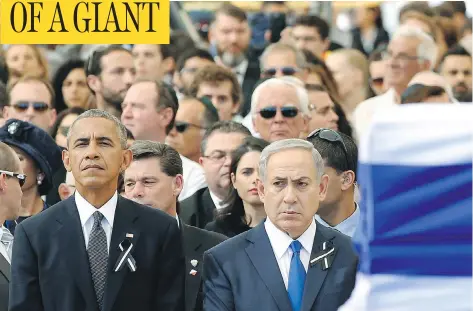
left=12, top=101, right=49, bottom=113
left=0, top=170, right=27, bottom=187
left=258, top=106, right=299, bottom=119
left=307, top=128, right=349, bottom=169
left=262, top=67, right=300, bottom=77
left=180, top=67, right=199, bottom=74
left=174, top=121, right=205, bottom=133
left=202, top=150, right=232, bottom=162
left=381, top=51, right=421, bottom=63
left=58, top=126, right=70, bottom=137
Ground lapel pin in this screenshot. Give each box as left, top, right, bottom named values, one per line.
left=310, top=241, right=335, bottom=270
left=189, top=269, right=198, bottom=276
left=126, top=233, right=134, bottom=238
left=190, top=259, right=198, bottom=267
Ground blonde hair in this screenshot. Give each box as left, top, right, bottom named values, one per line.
left=5, top=45, right=49, bottom=80
left=329, top=48, right=370, bottom=92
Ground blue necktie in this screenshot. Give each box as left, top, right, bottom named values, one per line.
left=288, top=240, right=306, bottom=311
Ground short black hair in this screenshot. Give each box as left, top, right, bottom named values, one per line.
left=49, top=107, right=86, bottom=139
left=169, top=30, right=196, bottom=63
left=450, top=1, right=467, bottom=14
left=85, top=45, right=131, bottom=77
left=200, top=121, right=251, bottom=154
left=0, top=82, right=8, bottom=117
left=130, top=140, right=183, bottom=176
left=52, top=59, right=86, bottom=114
left=213, top=3, right=248, bottom=24
left=176, top=48, right=215, bottom=73
left=438, top=45, right=471, bottom=69
left=293, top=15, right=330, bottom=40
left=433, top=3, right=455, bottom=18
left=307, top=130, right=358, bottom=180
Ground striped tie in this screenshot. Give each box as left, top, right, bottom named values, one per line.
left=1, top=227, right=13, bottom=261
left=87, top=212, right=108, bottom=310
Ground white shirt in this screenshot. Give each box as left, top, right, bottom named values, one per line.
left=209, top=189, right=227, bottom=210
left=241, top=113, right=261, bottom=138
left=0, top=226, right=12, bottom=264
left=352, top=88, right=398, bottom=143
left=264, top=218, right=317, bottom=289
left=179, top=155, right=207, bottom=201
left=75, top=191, right=117, bottom=251
left=315, top=203, right=360, bottom=238
left=215, top=57, right=249, bottom=86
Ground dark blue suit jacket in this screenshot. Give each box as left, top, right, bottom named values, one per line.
left=203, top=220, right=357, bottom=311
left=9, top=195, right=185, bottom=311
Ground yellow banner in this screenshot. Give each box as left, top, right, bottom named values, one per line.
left=0, top=0, right=170, bottom=44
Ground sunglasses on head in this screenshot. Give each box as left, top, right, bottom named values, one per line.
left=12, top=101, right=49, bottom=113
left=0, top=170, right=27, bottom=187
left=258, top=106, right=299, bottom=119
left=262, top=67, right=299, bottom=77
left=307, top=128, right=349, bottom=168
left=174, top=121, right=205, bottom=133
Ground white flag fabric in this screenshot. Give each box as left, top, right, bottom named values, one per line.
left=340, top=104, right=473, bottom=311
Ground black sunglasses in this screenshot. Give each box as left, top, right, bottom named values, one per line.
left=12, top=101, right=49, bottom=113
left=258, top=106, right=299, bottom=119
left=175, top=121, right=205, bottom=133
left=307, top=128, right=350, bottom=169
left=0, top=170, right=27, bottom=187
left=262, top=66, right=299, bottom=77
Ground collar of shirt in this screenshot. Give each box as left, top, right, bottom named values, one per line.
left=0, top=226, right=12, bottom=263
left=315, top=202, right=360, bottom=238
left=264, top=217, right=316, bottom=260
left=214, top=56, right=248, bottom=85
left=75, top=190, right=118, bottom=229
left=209, top=189, right=228, bottom=210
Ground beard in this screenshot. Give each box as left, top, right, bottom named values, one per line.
left=217, top=46, right=247, bottom=68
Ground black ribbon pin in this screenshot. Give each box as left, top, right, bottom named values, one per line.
left=114, top=236, right=137, bottom=273
left=310, top=241, right=335, bottom=270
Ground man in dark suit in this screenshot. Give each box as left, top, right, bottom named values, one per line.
left=124, top=140, right=226, bottom=311
left=0, top=142, right=24, bottom=311
left=180, top=121, right=251, bottom=228
left=203, top=139, right=358, bottom=311
left=9, top=109, right=185, bottom=311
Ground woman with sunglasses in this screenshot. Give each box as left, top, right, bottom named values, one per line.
left=0, top=119, right=62, bottom=235
left=50, top=107, right=86, bottom=149
left=205, top=137, right=269, bottom=237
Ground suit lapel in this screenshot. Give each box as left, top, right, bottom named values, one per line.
left=245, top=224, right=292, bottom=311
left=57, top=197, right=97, bottom=309
left=0, top=252, right=10, bottom=282
left=301, top=224, right=338, bottom=311
left=102, top=196, right=140, bottom=311
left=201, top=188, right=216, bottom=225
left=181, top=223, right=203, bottom=310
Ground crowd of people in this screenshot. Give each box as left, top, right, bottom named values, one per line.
left=0, top=1, right=471, bottom=311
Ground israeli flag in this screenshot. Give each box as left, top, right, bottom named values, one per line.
left=340, top=104, right=472, bottom=311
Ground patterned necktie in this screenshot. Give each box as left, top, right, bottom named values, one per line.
left=87, top=212, right=108, bottom=310
left=288, top=240, right=306, bottom=311
left=1, top=227, right=13, bottom=261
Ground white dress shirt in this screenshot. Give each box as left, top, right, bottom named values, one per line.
left=209, top=189, right=228, bottom=210
left=315, top=203, right=360, bottom=238
left=179, top=155, right=207, bottom=201
left=75, top=191, right=117, bottom=251
left=264, top=218, right=317, bottom=289
left=0, top=226, right=12, bottom=264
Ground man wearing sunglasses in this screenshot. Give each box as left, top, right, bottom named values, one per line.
left=166, top=97, right=220, bottom=163
left=0, top=142, right=24, bottom=311
left=259, top=42, right=307, bottom=82
left=307, top=129, right=360, bottom=238
left=3, top=76, right=56, bottom=132
left=250, top=76, right=310, bottom=143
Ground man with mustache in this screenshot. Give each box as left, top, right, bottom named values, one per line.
left=203, top=139, right=357, bottom=311
left=438, top=45, right=472, bottom=102
left=9, top=109, right=185, bottom=311
left=209, top=3, right=261, bottom=117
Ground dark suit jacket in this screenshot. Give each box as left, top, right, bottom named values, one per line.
left=9, top=195, right=185, bottom=311
left=351, top=27, right=390, bottom=56
left=203, top=221, right=358, bottom=311
left=180, top=220, right=227, bottom=311
left=240, top=53, right=261, bottom=118
left=180, top=187, right=216, bottom=229
left=0, top=253, right=9, bottom=311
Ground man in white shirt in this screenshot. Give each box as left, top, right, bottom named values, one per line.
left=203, top=139, right=357, bottom=311
left=307, top=129, right=360, bottom=238
left=352, top=25, right=437, bottom=142
left=180, top=121, right=251, bottom=228
left=9, top=109, right=185, bottom=311
left=0, top=142, right=23, bottom=311
left=121, top=78, right=207, bottom=201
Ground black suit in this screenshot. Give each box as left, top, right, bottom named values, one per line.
left=180, top=187, right=216, bottom=229
left=9, top=195, right=185, bottom=311
left=180, top=219, right=227, bottom=311
left=0, top=253, right=9, bottom=311
left=351, top=27, right=390, bottom=56
left=240, top=53, right=261, bottom=117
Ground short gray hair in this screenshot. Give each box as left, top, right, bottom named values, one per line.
left=259, top=139, right=325, bottom=183
left=391, top=25, right=438, bottom=70
left=260, top=42, right=307, bottom=69
left=67, top=109, right=128, bottom=149
left=251, top=76, right=310, bottom=119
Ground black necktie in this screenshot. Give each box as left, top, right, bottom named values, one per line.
left=87, top=211, right=108, bottom=310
